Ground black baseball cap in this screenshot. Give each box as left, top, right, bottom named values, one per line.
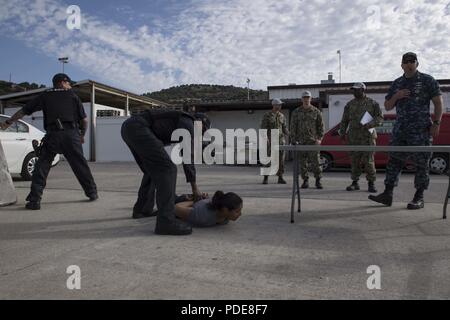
left=52, top=73, right=75, bottom=86
left=402, top=52, right=418, bottom=63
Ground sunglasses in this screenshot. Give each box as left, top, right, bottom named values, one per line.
left=402, top=59, right=417, bottom=64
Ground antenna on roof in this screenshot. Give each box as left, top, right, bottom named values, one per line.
left=246, top=78, right=250, bottom=101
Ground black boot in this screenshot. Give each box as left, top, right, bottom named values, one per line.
left=132, top=209, right=158, bottom=219
left=315, top=179, right=323, bottom=189
left=155, top=219, right=192, bottom=235
left=301, top=179, right=309, bottom=189
left=346, top=181, right=360, bottom=191
left=88, top=193, right=99, bottom=201
left=407, top=189, right=425, bottom=210
left=278, top=176, right=287, bottom=184
left=368, top=185, right=393, bottom=206
left=25, top=201, right=41, bottom=210
left=368, top=182, right=377, bottom=193
left=262, top=175, right=268, bottom=184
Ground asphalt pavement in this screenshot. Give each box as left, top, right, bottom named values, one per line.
left=0, top=161, right=449, bottom=299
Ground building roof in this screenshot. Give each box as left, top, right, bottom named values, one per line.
left=173, top=99, right=321, bottom=111
left=0, top=79, right=168, bottom=110
left=268, top=79, right=450, bottom=91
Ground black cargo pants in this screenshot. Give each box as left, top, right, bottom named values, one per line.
left=26, top=124, right=97, bottom=202
left=121, top=116, right=177, bottom=224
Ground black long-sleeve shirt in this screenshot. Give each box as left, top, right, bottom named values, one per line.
left=177, top=115, right=196, bottom=184
left=140, top=111, right=197, bottom=183
left=21, top=89, right=86, bottom=131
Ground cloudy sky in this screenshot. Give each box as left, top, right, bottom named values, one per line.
left=0, top=0, right=449, bottom=94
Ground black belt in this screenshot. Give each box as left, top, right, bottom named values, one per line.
left=46, top=122, right=77, bottom=131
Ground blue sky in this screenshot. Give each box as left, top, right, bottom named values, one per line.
left=0, top=0, right=191, bottom=89
left=0, top=0, right=449, bottom=94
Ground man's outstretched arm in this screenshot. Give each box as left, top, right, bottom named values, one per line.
left=0, top=110, right=26, bottom=130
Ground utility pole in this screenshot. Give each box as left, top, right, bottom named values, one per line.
left=337, top=50, right=342, bottom=83
left=246, top=78, right=250, bottom=100
left=58, top=57, right=69, bottom=73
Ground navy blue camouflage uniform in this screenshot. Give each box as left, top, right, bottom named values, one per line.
left=384, top=71, right=442, bottom=190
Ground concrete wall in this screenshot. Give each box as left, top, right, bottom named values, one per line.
left=95, top=110, right=297, bottom=162
left=269, top=87, right=321, bottom=100
left=206, top=109, right=289, bottom=135
left=95, top=117, right=133, bottom=162
left=95, top=116, right=176, bottom=163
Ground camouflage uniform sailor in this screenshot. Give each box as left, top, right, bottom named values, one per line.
left=339, top=82, right=383, bottom=193
left=369, top=52, right=444, bottom=210
left=260, top=98, right=289, bottom=184
left=290, top=91, right=325, bottom=189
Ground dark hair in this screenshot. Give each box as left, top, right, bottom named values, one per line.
left=209, top=191, right=242, bottom=211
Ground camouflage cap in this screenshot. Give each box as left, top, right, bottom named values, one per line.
left=350, top=82, right=366, bottom=90
left=301, top=91, right=312, bottom=98
left=272, top=98, right=284, bottom=106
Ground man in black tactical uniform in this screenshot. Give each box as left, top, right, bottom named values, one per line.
left=0, top=73, right=98, bottom=210
left=121, top=109, right=210, bottom=235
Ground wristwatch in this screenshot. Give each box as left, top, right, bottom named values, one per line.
left=433, top=119, right=441, bottom=125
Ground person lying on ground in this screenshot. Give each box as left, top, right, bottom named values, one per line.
left=175, top=191, right=243, bottom=227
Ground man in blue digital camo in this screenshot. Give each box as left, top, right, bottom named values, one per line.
left=369, top=52, right=444, bottom=210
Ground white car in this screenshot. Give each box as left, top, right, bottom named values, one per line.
left=0, top=114, right=60, bottom=180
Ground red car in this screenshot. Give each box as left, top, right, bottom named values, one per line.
left=320, top=113, right=450, bottom=174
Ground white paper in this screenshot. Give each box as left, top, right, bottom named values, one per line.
left=360, top=111, right=373, bottom=126
left=360, top=112, right=376, bottom=134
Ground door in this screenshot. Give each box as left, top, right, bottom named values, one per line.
left=0, top=116, right=30, bottom=173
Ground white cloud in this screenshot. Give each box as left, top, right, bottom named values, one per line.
left=0, top=0, right=449, bottom=93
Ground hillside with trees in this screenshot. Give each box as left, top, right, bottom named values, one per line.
left=0, top=80, right=46, bottom=95
left=143, top=84, right=268, bottom=103
left=1, top=81, right=270, bottom=105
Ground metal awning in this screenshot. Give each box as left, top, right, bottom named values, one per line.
left=0, top=80, right=171, bottom=161
left=0, top=79, right=167, bottom=111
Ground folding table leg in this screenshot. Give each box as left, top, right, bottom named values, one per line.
left=290, top=152, right=298, bottom=223
left=296, top=162, right=301, bottom=213
left=444, top=157, right=449, bottom=220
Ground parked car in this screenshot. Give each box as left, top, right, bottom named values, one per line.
left=320, top=113, right=450, bottom=174
left=0, top=114, right=60, bottom=180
